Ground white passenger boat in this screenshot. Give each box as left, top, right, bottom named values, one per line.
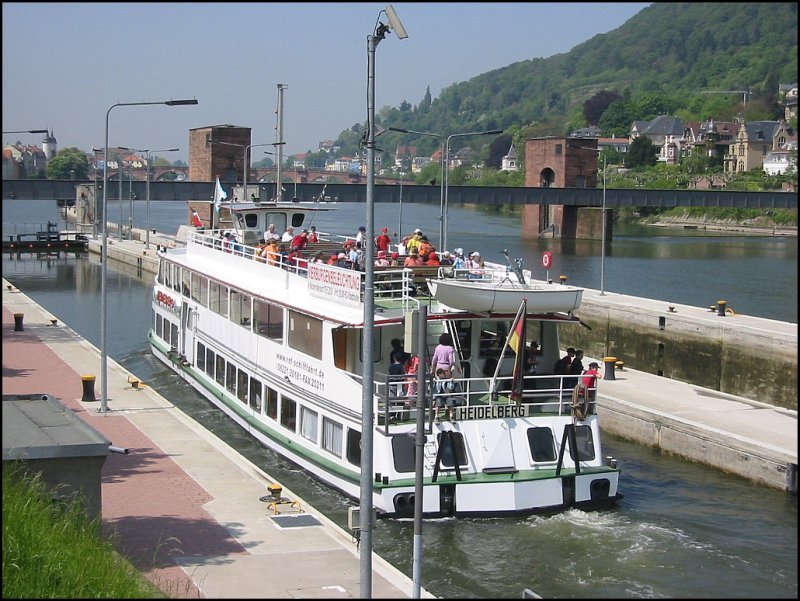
left=149, top=199, right=621, bottom=518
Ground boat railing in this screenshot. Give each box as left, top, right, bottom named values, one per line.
left=189, top=229, right=428, bottom=311
left=374, top=371, right=596, bottom=431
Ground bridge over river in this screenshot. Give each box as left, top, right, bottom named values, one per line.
left=3, top=179, right=795, bottom=209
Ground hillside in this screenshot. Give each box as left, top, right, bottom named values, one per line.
left=330, top=2, right=797, bottom=161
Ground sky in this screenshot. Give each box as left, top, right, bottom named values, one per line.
left=3, top=2, right=650, bottom=162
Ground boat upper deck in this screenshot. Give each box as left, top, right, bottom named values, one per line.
left=163, top=228, right=583, bottom=325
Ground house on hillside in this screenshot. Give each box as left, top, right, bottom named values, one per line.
left=2, top=143, right=48, bottom=179
left=723, top=120, right=793, bottom=173
left=501, top=144, right=518, bottom=171
left=683, top=119, right=739, bottom=159
left=779, top=83, right=797, bottom=120
left=629, top=115, right=684, bottom=163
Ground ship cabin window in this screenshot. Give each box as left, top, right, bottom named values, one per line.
left=266, top=213, right=288, bottom=236
left=226, top=363, right=237, bottom=395
left=170, top=322, right=179, bottom=349
left=391, top=434, right=415, bottom=473
left=205, top=348, right=216, bottom=379
left=280, top=396, right=297, bottom=432
left=322, top=417, right=343, bottom=458
left=254, top=299, right=284, bottom=341
left=249, top=378, right=262, bottom=413
left=346, top=429, right=361, bottom=467
left=290, top=213, right=305, bottom=228
left=155, top=313, right=163, bottom=339
left=526, top=427, right=557, bottom=462
left=288, top=310, right=322, bottom=360
left=436, top=432, right=468, bottom=468
left=215, top=355, right=226, bottom=387
left=454, top=320, right=472, bottom=359
left=209, top=281, right=228, bottom=317
left=181, top=269, right=191, bottom=297
left=191, top=274, right=209, bottom=307
left=197, top=342, right=206, bottom=372
left=159, top=261, right=170, bottom=287
left=300, top=407, right=318, bottom=442
left=237, top=367, right=248, bottom=404
left=479, top=320, right=509, bottom=358
left=264, top=386, right=278, bottom=420
left=569, top=425, right=595, bottom=462
left=171, top=264, right=181, bottom=294
left=230, top=289, right=252, bottom=327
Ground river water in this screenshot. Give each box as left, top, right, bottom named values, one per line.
left=2, top=199, right=797, bottom=598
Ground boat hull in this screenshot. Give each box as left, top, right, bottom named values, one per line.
left=428, top=278, right=583, bottom=314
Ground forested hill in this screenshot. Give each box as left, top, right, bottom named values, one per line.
left=329, top=2, right=797, bottom=159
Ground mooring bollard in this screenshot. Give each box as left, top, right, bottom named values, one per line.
left=560, top=275, right=567, bottom=285
left=717, top=299, right=727, bottom=317
left=603, top=356, right=617, bottom=380
left=81, top=375, right=97, bottom=402
left=13, top=313, right=24, bottom=331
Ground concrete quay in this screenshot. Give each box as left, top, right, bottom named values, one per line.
left=2, top=285, right=428, bottom=599
left=74, top=231, right=798, bottom=492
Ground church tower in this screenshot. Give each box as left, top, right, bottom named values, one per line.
left=42, top=130, right=57, bottom=159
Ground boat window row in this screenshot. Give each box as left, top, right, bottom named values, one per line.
left=158, top=261, right=325, bottom=356
left=189, top=338, right=361, bottom=468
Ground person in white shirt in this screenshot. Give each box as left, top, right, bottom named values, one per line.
left=281, top=227, right=295, bottom=242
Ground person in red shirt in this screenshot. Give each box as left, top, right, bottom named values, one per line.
left=290, top=229, right=309, bottom=252
left=403, top=248, right=422, bottom=267
left=425, top=249, right=440, bottom=266
left=376, top=226, right=391, bottom=252
left=307, top=226, right=319, bottom=243
left=572, top=361, right=600, bottom=420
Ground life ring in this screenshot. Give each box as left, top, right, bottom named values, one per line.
left=570, top=384, right=590, bottom=421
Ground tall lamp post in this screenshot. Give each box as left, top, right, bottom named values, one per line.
left=363, top=6, right=407, bottom=598
left=91, top=147, right=103, bottom=238
left=387, top=127, right=444, bottom=247
left=100, top=98, right=198, bottom=414
left=568, top=143, right=607, bottom=295
left=119, top=147, right=179, bottom=249
left=208, top=139, right=281, bottom=200
left=443, top=129, right=502, bottom=251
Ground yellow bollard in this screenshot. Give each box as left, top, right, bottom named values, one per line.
left=81, top=375, right=97, bottom=402
left=602, top=356, right=617, bottom=380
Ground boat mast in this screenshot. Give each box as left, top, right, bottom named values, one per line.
left=275, top=83, right=287, bottom=202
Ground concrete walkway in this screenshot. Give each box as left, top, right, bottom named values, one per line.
left=2, top=284, right=427, bottom=599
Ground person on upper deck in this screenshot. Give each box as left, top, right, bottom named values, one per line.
left=424, top=248, right=440, bottom=266
left=307, top=225, right=319, bottom=243
left=290, top=229, right=309, bottom=252
left=566, top=349, right=585, bottom=388
left=281, top=227, right=294, bottom=242
left=355, top=225, right=366, bottom=246
left=376, top=226, right=391, bottom=252
left=452, top=248, right=467, bottom=271
left=403, top=247, right=423, bottom=267
left=405, top=229, right=423, bottom=255
left=375, top=250, right=390, bottom=267
left=264, top=223, right=280, bottom=242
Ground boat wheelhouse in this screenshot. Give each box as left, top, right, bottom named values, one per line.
left=149, top=199, right=621, bottom=518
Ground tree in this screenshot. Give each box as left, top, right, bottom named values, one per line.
left=627, top=136, right=658, bottom=167
left=487, top=134, right=513, bottom=169
left=47, top=148, right=89, bottom=179
left=583, top=91, right=623, bottom=125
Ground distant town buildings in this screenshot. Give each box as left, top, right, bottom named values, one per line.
left=2, top=130, right=54, bottom=179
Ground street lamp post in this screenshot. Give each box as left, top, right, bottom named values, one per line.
left=443, top=129, right=503, bottom=251
left=208, top=140, right=281, bottom=201
left=568, top=143, right=607, bottom=295
left=363, top=6, right=407, bottom=598
left=100, top=98, right=198, bottom=414
left=91, top=147, right=103, bottom=238
left=119, top=147, right=179, bottom=249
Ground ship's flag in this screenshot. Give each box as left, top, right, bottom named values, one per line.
left=213, top=176, right=227, bottom=212
left=508, top=298, right=527, bottom=406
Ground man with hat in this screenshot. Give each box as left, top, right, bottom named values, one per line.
left=375, top=249, right=390, bottom=267
left=376, top=226, right=391, bottom=252
left=355, top=225, right=366, bottom=246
